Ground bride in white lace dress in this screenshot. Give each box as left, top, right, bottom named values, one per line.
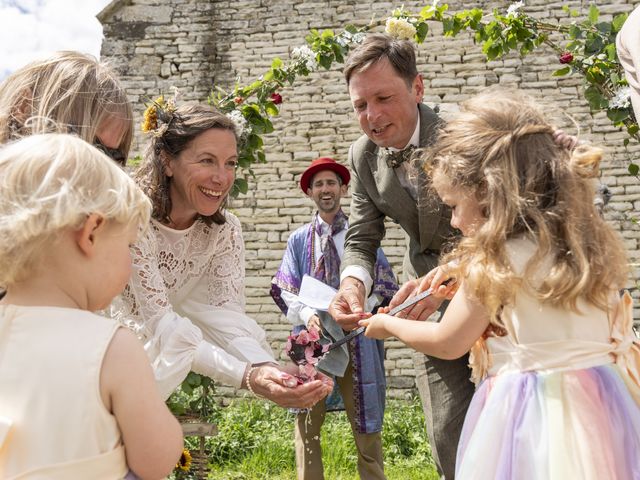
left=111, top=103, right=332, bottom=407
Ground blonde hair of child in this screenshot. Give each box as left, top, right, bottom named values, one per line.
left=0, top=133, right=151, bottom=287
left=424, top=89, right=628, bottom=321
left=0, top=51, right=133, bottom=161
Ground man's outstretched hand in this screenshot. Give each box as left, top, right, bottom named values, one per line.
left=328, top=277, right=371, bottom=331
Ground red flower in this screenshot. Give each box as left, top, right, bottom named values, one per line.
left=559, top=52, right=573, bottom=64
left=234, top=96, right=243, bottom=105
left=270, top=92, right=283, bottom=105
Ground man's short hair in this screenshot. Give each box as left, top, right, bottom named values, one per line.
left=344, top=33, right=418, bottom=87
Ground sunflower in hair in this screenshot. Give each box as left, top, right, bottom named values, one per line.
left=141, top=94, right=178, bottom=136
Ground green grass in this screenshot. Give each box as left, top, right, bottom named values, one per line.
left=174, top=397, right=439, bottom=479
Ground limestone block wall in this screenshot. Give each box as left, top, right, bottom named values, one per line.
left=99, top=0, right=640, bottom=399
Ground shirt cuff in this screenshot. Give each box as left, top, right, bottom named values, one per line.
left=341, top=265, right=374, bottom=295
left=299, top=306, right=317, bottom=327
left=192, top=341, right=247, bottom=389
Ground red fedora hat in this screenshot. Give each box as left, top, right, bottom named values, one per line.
left=300, top=157, right=351, bottom=193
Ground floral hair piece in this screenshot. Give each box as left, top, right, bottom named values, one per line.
left=141, top=87, right=180, bottom=137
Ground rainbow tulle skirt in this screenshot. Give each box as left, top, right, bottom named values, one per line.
left=456, top=364, right=640, bottom=479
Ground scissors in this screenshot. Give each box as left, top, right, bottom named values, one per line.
left=325, top=285, right=447, bottom=352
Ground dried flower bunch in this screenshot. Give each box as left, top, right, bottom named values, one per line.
left=141, top=89, right=179, bottom=137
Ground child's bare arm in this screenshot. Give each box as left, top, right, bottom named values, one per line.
left=361, top=282, right=490, bottom=360
left=101, top=328, right=183, bottom=480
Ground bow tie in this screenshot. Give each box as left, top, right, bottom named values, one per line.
left=384, top=145, right=416, bottom=169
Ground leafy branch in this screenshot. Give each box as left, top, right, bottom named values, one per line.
left=207, top=2, right=637, bottom=195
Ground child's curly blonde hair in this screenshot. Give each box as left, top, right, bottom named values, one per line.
left=423, top=89, right=628, bottom=322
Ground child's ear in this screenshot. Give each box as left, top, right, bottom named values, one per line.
left=76, top=213, right=105, bottom=256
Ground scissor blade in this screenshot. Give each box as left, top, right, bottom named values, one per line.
left=326, top=326, right=365, bottom=352
left=326, top=287, right=438, bottom=352
left=387, top=289, right=434, bottom=316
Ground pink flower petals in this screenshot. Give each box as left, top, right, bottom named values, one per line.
left=285, top=328, right=328, bottom=383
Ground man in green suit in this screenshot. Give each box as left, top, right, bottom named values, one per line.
left=328, top=33, right=474, bottom=480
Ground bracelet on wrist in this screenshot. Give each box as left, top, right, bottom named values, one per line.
left=245, top=365, right=261, bottom=398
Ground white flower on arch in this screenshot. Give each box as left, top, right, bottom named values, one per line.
left=385, top=17, right=416, bottom=41
left=506, top=1, right=525, bottom=17
left=227, top=110, right=248, bottom=137
left=292, top=45, right=318, bottom=72
left=610, top=87, right=631, bottom=110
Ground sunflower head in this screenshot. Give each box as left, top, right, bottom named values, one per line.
left=176, top=448, right=192, bottom=472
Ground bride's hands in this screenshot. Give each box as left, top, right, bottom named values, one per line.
left=246, top=364, right=333, bottom=409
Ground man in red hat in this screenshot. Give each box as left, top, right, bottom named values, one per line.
left=271, top=157, right=398, bottom=480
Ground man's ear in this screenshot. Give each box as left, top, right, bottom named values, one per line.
left=340, top=183, right=348, bottom=197
left=306, top=187, right=313, bottom=198
left=413, top=74, right=424, bottom=102
left=76, top=213, right=105, bottom=256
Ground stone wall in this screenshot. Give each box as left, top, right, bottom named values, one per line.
left=99, top=0, right=640, bottom=399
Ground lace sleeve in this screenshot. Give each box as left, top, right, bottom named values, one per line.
left=207, top=213, right=246, bottom=311
left=113, top=224, right=172, bottom=340
left=110, top=223, right=248, bottom=397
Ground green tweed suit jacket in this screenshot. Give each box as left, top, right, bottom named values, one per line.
left=342, top=103, right=453, bottom=282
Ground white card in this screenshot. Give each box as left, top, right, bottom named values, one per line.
left=297, top=274, right=379, bottom=312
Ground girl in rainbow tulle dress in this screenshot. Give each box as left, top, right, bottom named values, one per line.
left=361, top=89, right=640, bottom=479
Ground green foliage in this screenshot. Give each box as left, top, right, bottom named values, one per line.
left=382, top=399, right=433, bottom=464
left=173, top=397, right=438, bottom=479
left=207, top=24, right=369, bottom=198
left=401, top=3, right=637, bottom=144
left=167, top=372, right=219, bottom=418
left=125, top=154, right=143, bottom=169
left=208, top=3, right=637, bottom=197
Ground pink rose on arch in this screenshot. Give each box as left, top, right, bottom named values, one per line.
left=559, top=52, right=573, bottom=64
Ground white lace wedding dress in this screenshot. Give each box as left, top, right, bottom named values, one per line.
left=110, top=212, right=274, bottom=399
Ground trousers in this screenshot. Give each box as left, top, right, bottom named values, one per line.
left=294, top=359, right=385, bottom=480
left=414, top=351, right=474, bottom=480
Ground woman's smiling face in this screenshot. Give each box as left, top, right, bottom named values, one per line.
left=165, top=128, right=237, bottom=226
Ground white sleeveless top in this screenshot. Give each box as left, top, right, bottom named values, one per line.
left=469, top=237, right=640, bottom=398
left=0, top=305, right=127, bottom=479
